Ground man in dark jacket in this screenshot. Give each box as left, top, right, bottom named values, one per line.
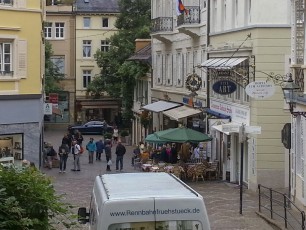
left=115, top=140, right=126, bottom=172
left=95, top=139, right=104, bottom=161
left=104, top=139, right=112, bottom=171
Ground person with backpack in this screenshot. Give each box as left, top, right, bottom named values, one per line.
left=46, top=143, right=57, bottom=169
left=86, top=137, right=96, bottom=164
left=115, top=140, right=126, bottom=172
left=58, top=143, right=69, bottom=173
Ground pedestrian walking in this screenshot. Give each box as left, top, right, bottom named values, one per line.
left=104, top=139, right=112, bottom=171
left=115, top=140, right=126, bottom=172
left=112, top=126, right=119, bottom=145
left=58, top=143, right=69, bottom=173
left=71, top=140, right=81, bottom=171
left=86, top=138, right=96, bottom=164
left=96, top=138, right=104, bottom=161
left=46, top=143, right=57, bottom=169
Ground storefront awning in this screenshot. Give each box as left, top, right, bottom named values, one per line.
left=201, top=57, right=247, bottom=69
left=205, top=108, right=231, bottom=119
left=211, top=125, right=230, bottom=135
left=163, top=105, right=202, bottom=121
left=142, top=101, right=180, bottom=113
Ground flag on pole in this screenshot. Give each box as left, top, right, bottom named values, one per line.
left=176, top=0, right=187, bottom=15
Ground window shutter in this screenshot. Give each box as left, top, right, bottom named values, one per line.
left=17, top=0, right=26, bottom=8
left=18, top=40, right=27, bottom=78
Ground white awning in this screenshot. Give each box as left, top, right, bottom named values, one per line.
left=201, top=57, right=247, bottom=69
left=163, top=105, right=202, bottom=121
left=142, top=101, right=180, bottom=113
left=211, top=125, right=230, bottom=135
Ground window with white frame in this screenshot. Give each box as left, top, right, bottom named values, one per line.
left=102, top=18, right=109, bottom=28
left=155, top=53, right=162, bottom=85
left=55, top=22, right=65, bottom=39
left=44, top=22, right=52, bottom=39
left=0, top=0, right=13, bottom=5
left=165, top=54, right=172, bottom=85
left=83, top=70, right=91, bottom=88
left=50, top=56, right=65, bottom=75
left=83, top=17, right=91, bottom=28
left=83, top=40, right=91, bottom=58
left=101, top=40, right=110, bottom=52
left=176, top=52, right=183, bottom=87
left=0, top=42, right=12, bottom=75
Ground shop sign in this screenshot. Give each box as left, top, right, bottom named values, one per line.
left=182, top=97, right=203, bottom=107
left=44, top=103, right=52, bottom=115
left=212, top=80, right=237, bottom=95
left=245, top=126, right=261, bottom=134
left=245, top=81, right=275, bottom=99
left=217, top=69, right=231, bottom=77
left=222, top=124, right=240, bottom=133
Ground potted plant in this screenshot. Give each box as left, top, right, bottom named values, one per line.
left=104, top=132, right=112, bottom=140
left=120, top=130, right=129, bottom=143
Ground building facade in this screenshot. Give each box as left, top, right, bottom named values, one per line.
left=74, top=0, right=120, bottom=124
left=289, top=0, right=306, bottom=209
left=150, top=0, right=292, bottom=191
left=0, top=0, right=45, bottom=166
left=45, top=1, right=76, bottom=126
left=205, top=0, right=291, bottom=190
left=129, top=39, right=152, bottom=145
left=150, top=0, right=208, bottom=132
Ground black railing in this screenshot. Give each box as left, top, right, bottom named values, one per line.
left=151, top=17, right=173, bottom=33
left=177, top=6, right=200, bottom=27
left=0, top=71, right=13, bottom=76
left=0, top=0, right=13, bottom=5
left=258, top=184, right=305, bottom=229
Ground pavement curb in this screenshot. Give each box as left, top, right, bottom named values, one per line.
left=256, top=211, right=284, bottom=230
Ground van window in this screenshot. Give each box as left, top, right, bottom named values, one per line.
left=109, top=220, right=202, bottom=230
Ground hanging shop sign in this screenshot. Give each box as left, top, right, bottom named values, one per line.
left=245, top=81, right=275, bottom=99
left=212, top=80, right=237, bottom=95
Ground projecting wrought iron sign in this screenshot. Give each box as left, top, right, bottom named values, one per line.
left=212, top=80, right=237, bottom=95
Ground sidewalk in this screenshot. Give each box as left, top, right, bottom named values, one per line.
left=43, top=128, right=275, bottom=230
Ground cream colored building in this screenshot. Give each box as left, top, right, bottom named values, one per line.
left=0, top=0, right=45, bottom=166
left=150, top=0, right=208, bottom=133
left=288, top=0, right=306, bottom=210
left=74, top=0, right=120, bottom=124
left=45, top=1, right=76, bottom=126
left=151, top=0, right=292, bottom=190
left=205, top=0, right=291, bottom=191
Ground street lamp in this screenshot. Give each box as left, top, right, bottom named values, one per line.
left=281, top=73, right=306, bottom=118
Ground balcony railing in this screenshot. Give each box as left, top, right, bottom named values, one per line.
left=0, top=71, right=14, bottom=76
left=151, top=17, right=173, bottom=33
left=177, top=6, right=200, bottom=27
left=0, top=0, right=13, bottom=5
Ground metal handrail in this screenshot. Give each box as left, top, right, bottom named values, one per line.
left=258, top=184, right=305, bottom=229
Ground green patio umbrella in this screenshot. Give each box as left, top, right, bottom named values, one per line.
left=155, top=127, right=212, bottom=143
left=145, top=133, right=167, bottom=144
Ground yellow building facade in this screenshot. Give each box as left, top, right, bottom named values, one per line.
left=0, top=0, right=45, bottom=166
left=74, top=0, right=120, bottom=124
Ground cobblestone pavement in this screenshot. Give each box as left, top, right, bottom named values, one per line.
left=43, top=128, right=274, bottom=230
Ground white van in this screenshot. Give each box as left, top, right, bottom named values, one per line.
left=78, top=172, right=211, bottom=230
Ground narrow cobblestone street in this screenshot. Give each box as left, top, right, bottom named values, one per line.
left=42, top=128, right=274, bottom=230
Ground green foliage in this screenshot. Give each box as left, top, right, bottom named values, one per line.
left=120, top=130, right=129, bottom=137
left=44, top=41, right=64, bottom=95
left=0, top=166, right=76, bottom=230
left=104, top=132, right=113, bottom=140
left=93, top=0, right=151, bottom=122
